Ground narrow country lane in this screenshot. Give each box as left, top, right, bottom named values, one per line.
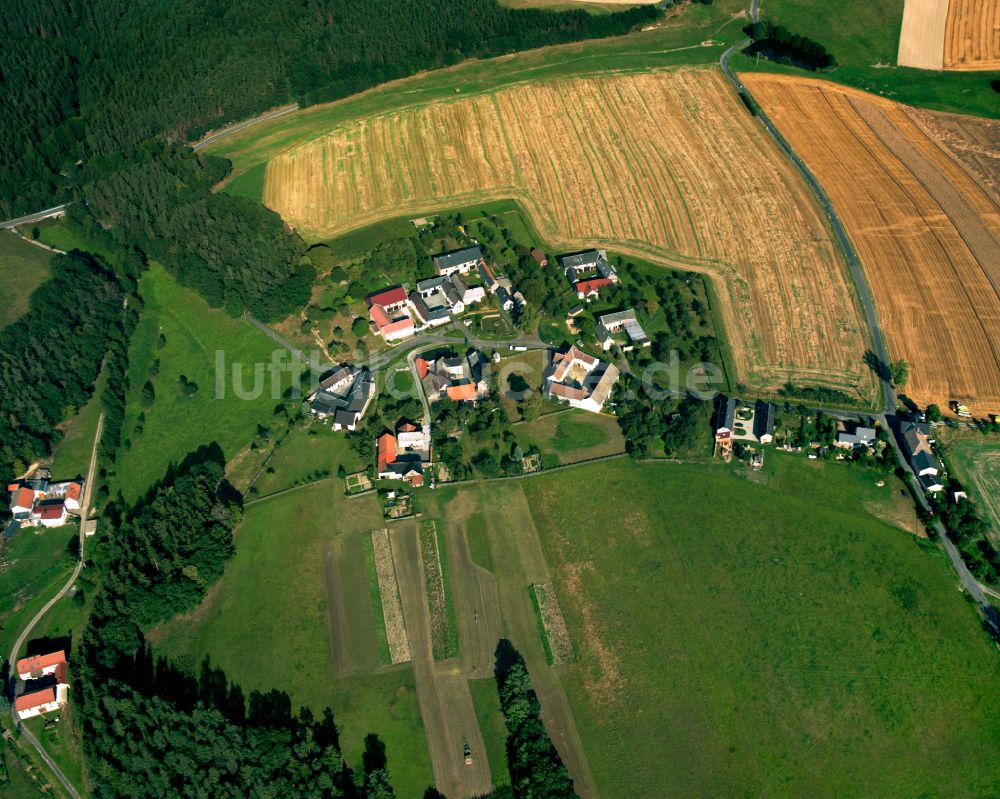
left=8, top=413, right=104, bottom=799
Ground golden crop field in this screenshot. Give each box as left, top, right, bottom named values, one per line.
left=944, top=0, right=1000, bottom=69
left=264, top=69, right=874, bottom=400
left=743, top=73, right=1000, bottom=414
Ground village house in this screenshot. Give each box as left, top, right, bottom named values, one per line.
left=377, top=421, right=431, bottom=487
left=560, top=249, right=619, bottom=302
left=597, top=310, right=650, bottom=351
left=14, top=651, right=69, bottom=720
left=17, top=650, right=67, bottom=680
left=308, top=365, right=375, bottom=431
left=545, top=346, right=620, bottom=414
left=433, top=246, right=483, bottom=277
left=530, top=248, right=548, bottom=267
left=367, top=286, right=415, bottom=342
left=417, top=350, right=488, bottom=404
left=835, top=422, right=877, bottom=449
left=7, top=473, right=83, bottom=530
left=900, top=420, right=943, bottom=493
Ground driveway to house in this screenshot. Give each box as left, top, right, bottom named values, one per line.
left=8, top=413, right=104, bottom=799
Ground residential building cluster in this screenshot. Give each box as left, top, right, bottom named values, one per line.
left=416, top=349, right=489, bottom=404
left=377, top=421, right=431, bottom=487
left=15, top=649, right=70, bottom=720
left=308, top=365, right=375, bottom=431
left=559, top=249, right=619, bottom=302
left=545, top=346, right=620, bottom=414
left=6, top=471, right=83, bottom=533
left=715, top=397, right=776, bottom=459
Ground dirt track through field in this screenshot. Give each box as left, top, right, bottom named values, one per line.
left=944, top=0, right=1000, bottom=69
left=390, top=522, right=493, bottom=799
left=743, top=73, right=1000, bottom=414
left=263, top=68, right=873, bottom=400
left=323, top=539, right=353, bottom=677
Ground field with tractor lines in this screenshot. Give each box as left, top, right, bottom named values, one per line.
left=743, top=73, right=1000, bottom=414
left=944, top=0, right=1000, bottom=69
left=263, top=68, right=874, bottom=401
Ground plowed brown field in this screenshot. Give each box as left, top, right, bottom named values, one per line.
left=743, top=73, right=1000, bottom=414
left=944, top=0, right=1000, bottom=69
left=264, top=69, right=874, bottom=400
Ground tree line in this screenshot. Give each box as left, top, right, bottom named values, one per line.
left=744, top=21, right=837, bottom=71
left=0, top=252, right=128, bottom=487
left=74, top=447, right=402, bottom=797
left=1, top=0, right=657, bottom=218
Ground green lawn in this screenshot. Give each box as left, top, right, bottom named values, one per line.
left=48, top=366, right=106, bottom=481
left=114, top=264, right=296, bottom=502
left=515, top=409, right=625, bottom=464
left=251, top=423, right=365, bottom=497
left=149, top=476, right=434, bottom=797
left=33, top=219, right=114, bottom=260
left=737, top=0, right=1000, bottom=118
left=468, top=677, right=509, bottom=788
left=947, top=438, right=1000, bottom=541
left=518, top=454, right=1000, bottom=796
left=0, top=231, right=52, bottom=329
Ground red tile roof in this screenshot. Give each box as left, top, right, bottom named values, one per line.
left=65, top=482, right=82, bottom=502
left=369, top=304, right=390, bottom=327
left=37, top=502, right=65, bottom=520
left=447, top=383, right=478, bottom=402
left=398, top=422, right=417, bottom=433
left=575, top=278, right=611, bottom=297
left=530, top=248, right=547, bottom=264
left=377, top=433, right=397, bottom=473
left=367, top=286, right=408, bottom=308
left=415, top=358, right=429, bottom=379
left=15, top=687, right=56, bottom=712
left=6, top=483, right=20, bottom=493
left=16, top=651, right=67, bottom=677
left=409, top=474, right=424, bottom=488
left=549, top=383, right=588, bottom=401
left=12, top=487, right=35, bottom=509
left=381, top=318, right=414, bottom=336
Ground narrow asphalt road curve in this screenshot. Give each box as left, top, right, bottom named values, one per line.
left=8, top=413, right=103, bottom=799
left=1, top=204, right=70, bottom=230
left=191, top=104, right=299, bottom=152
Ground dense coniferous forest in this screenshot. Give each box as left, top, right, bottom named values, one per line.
left=0, top=253, right=128, bottom=485
left=1, top=0, right=657, bottom=217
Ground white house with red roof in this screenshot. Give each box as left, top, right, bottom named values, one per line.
left=15, top=665, right=69, bottom=720
left=7, top=477, right=83, bottom=528
left=545, top=347, right=619, bottom=414
left=17, top=650, right=67, bottom=680
left=376, top=421, right=430, bottom=487
left=367, top=286, right=416, bottom=342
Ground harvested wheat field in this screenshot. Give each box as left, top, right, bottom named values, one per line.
left=944, top=0, right=1000, bottom=69
left=907, top=108, right=1000, bottom=200
left=264, top=69, right=874, bottom=400
left=898, top=0, right=950, bottom=69
left=743, top=73, right=1000, bottom=414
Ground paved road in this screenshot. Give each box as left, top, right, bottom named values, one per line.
left=1, top=204, right=70, bottom=230
left=720, top=10, right=1000, bottom=638
left=8, top=413, right=103, bottom=799
left=191, top=104, right=299, bottom=152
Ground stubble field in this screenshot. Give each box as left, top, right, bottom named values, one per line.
left=743, top=73, right=1000, bottom=413
left=944, top=0, right=1000, bottom=69
left=263, top=69, right=875, bottom=401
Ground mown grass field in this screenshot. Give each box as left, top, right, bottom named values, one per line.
left=113, top=265, right=296, bottom=502
left=0, top=231, right=52, bottom=329
left=510, top=454, right=1000, bottom=796
left=515, top=409, right=626, bottom=466
left=149, top=466, right=435, bottom=798
left=47, top=367, right=106, bottom=481
left=948, top=438, right=1000, bottom=539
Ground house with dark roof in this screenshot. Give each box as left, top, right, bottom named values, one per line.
left=715, top=396, right=737, bottom=442
left=308, top=366, right=375, bottom=431
left=900, top=420, right=943, bottom=492
left=417, top=350, right=488, bottom=404
left=433, top=246, right=483, bottom=277
left=377, top=421, right=431, bottom=487
left=754, top=401, right=776, bottom=444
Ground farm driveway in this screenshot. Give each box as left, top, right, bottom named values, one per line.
left=390, top=522, right=493, bottom=798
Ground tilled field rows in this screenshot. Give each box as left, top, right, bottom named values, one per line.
left=371, top=528, right=411, bottom=664
left=944, top=0, right=1000, bottom=69
left=743, top=74, right=1000, bottom=413
left=264, top=69, right=873, bottom=400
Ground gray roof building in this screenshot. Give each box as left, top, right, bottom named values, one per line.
left=433, top=246, right=483, bottom=274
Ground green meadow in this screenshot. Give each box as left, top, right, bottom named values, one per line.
left=0, top=232, right=52, bottom=329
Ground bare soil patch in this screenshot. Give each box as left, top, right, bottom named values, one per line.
left=371, top=528, right=412, bottom=664
left=898, top=0, right=949, bottom=69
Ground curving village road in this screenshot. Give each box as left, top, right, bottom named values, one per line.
left=8, top=413, right=103, bottom=799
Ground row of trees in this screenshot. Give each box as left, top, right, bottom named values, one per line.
left=75, top=449, right=403, bottom=796
left=744, top=21, right=838, bottom=71
left=0, top=252, right=127, bottom=486
left=614, top=380, right=713, bottom=458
